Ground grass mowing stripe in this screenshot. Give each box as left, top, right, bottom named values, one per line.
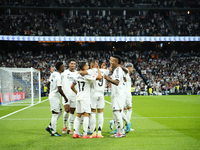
left=2, top=116, right=200, bottom=121
left=0, top=99, right=48, bottom=120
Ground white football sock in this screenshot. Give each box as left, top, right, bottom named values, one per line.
left=48, top=122, right=52, bottom=128
left=57, top=111, right=62, bottom=120
left=113, top=111, right=123, bottom=134
left=98, top=112, right=103, bottom=134
left=83, top=117, right=89, bottom=136
left=121, top=111, right=129, bottom=125
left=113, top=115, right=117, bottom=130
left=90, top=112, right=96, bottom=132
left=74, top=116, right=81, bottom=134
left=127, top=109, right=132, bottom=123
left=63, top=111, right=69, bottom=128
left=68, top=113, right=74, bottom=131
left=51, top=113, right=58, bottom=134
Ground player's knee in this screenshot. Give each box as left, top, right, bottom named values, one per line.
left=97, top=109, right=103, bottom=113
left=76, top=113, right=82, bottom=118
left=64, top=105, right=70, bottom=112
left=83, top=112, right=89, bottom=117
left=70, top=108, right=75, bottom=114
left=91, top=109, right=96, bottom=113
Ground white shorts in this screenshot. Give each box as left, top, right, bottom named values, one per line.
left=91, top=95, right=105, bottom=109
left=49, top=95, right=62, bottom=113
left=124, top=94, right=132, bottom=108
left=76, top=100, right=91, bottom=114
left=111, top=97, right=124, bottom=110
left=62, top=96, right=76, bottom=108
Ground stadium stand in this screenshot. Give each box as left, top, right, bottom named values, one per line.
left=0, top=12, right=59, bottom=36
left=64, top=11, right=171, bottom=36
left=0, top=45, right=200, bottom=95
left=0, top=0, right=50, bottom=6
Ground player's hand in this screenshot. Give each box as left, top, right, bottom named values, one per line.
left=109, top=65, right=113, bottom=72
left=101, top=63, right=106, bottom=69
left=50, top=67, right=55, bottom=73
left=95, top=62, right=99, bottom=69
left=104, top=74, right=108, bottom=80
left=64, top=97, right=68, bottom=103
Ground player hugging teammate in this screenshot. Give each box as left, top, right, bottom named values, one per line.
left=46, top=56, right=133, bottom=138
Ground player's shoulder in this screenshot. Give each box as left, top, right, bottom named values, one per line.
left=61, top=70, right=68, bottom=75
left=88, top=68, right=97, bottom=74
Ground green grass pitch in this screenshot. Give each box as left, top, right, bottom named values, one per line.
left=0, top=95, right=200, bottom=150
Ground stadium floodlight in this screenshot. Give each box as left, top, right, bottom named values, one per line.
left=0, top=67, right=41, bottom=106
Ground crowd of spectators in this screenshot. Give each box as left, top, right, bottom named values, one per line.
left=0, top=12, right=59, bottom=36
left=64, top=11, right=171, bottom=36
left=56, top=0, right=114, bottom=7
left=0, top=47, right=200, bottom=95
left=0, top=0, right=50, bottom=6
left=119, top=0, right=184, bottom=7
left=170, top=11, right=200, bottom=36
left=1, top=9, right=200, bottom=36
left=188, top=0, right=200, bottom=7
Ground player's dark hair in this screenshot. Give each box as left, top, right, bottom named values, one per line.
left=79, top=61, right=87, bottom=70
left=90, top=60, right=96, bottom=65
left=112, top=55, right=121, bottom=64
left=120, top=57, right=125, bottom=64
left=68, top=58, right=76, bottom=64
left=56, top=62, right=63, bottom=70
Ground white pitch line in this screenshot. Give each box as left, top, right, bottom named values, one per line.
left=0, top=99, right=49, bottom=120
left=105, top=100, right=111, bottom=104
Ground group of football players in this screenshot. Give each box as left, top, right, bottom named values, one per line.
left=45, top=55, right=134, bottom=138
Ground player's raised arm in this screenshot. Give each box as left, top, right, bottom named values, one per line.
left=96, top=62, right=102, bottom=80
left=120, top=65, right=128, bottom=74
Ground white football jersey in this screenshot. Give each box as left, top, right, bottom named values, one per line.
left=49, top=71, right=62, bottom=97
left=88, top=68, right=109, bottom=96
left=111, top=66, right=124, bottom=99
left=124, top=68, right=131, bottom=92
left=73, top=74, right=96, bottom=101
left=61, top=69, right=77, bottom=98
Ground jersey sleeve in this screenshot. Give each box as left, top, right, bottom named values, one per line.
left=56, top=74, right=62, bottom=86
left=88, top=69, right=97, bottom=76
left=73, top=79, right=77, bottom=84
left=85, top=74, right=97, bottom=81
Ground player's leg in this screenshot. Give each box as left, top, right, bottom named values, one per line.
left=83, top=112, right=92, bottom=139
left=48, top=97, right=62, bottom=136
left=112, top=110, right=124, bottom=138
left=90, top=108, right=97, bottom=138
left=67, top=98, right=76, bottom=134
left=67, top=107, right=75, bottom=134
left=96, top=96, right=105, bottom=138
left=73, top=113, right=82, bottom=138
left=89, top=96, right=98, bottom=137
left=126, top=95, right=133, bottom=132
left=97, top=108, right=104, bottom=138
left=62, top=97, right=70, bottom=134
left=73, top=101, right=82, bottom=138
